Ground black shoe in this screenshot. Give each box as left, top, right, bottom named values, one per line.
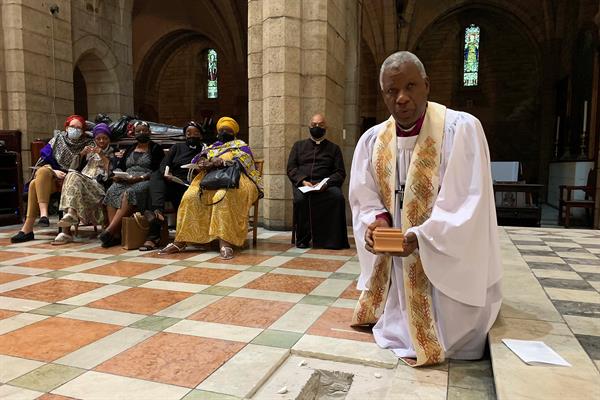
left=37, top=216, right=49, bottom=227
left=296, top=242, right=310, bottom=249
left=101, top=236, right=121, bottom=248
left=11, top=231, right=34, bottom=243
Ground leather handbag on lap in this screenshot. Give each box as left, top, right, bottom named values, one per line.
left=121, top=212, right=149, bottom=250
left=200, top=160, right=241, bottom=190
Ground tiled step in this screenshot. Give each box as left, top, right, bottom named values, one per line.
left=488, top=230, right=600, bottom=400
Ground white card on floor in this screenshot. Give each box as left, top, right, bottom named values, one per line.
left=502, top=339, right=571, bottom=367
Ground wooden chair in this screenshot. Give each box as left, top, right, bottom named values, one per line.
left=248, top=159, right=264, bottom=246
left=558, top=168, right=596, bottom=227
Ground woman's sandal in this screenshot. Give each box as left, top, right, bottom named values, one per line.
left=51, top=232, right=73, bottom=246
left=219, top=246, right=234, bottom=260
left=139, top=240, right=159, bottom=252
left=158, top=242, right=187, bottom=255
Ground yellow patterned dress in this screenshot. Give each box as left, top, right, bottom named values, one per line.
left=174, top=141, right=262, bottom=247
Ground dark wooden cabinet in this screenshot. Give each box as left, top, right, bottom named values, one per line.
left=493, top=183, right=544, bottom=227
left=0, top=151, right=23, bottom=225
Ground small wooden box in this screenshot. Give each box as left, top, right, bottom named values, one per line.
left=373, top=228, right=404, bottom=253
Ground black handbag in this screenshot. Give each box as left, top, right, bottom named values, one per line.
left=200, top=160, right=241, bottom=190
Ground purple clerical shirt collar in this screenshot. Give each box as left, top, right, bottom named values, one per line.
left=396, top=111, right=426, bottom=137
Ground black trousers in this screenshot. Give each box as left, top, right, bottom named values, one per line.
left=147, top=171, right=187, bottom=241
left=293, top=185, right=350, bottom=249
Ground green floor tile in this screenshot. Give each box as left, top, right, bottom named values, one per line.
left=251, top=329, right=303, bottom=349
left=130, top=315, right=181, bottom=331
left=115, top=278, right=151, bottom=287
left=30, top=304, right=78, bottom=316
left=247, top=265, right=274, bottom=273
left=201, top=286, right=237, bottom=296
left=8, top=364, right=84, bottom=392
left=182, top=390, right=240, bottom=400
left=39, top=270, right=73, bottom=278
left=105, top=255, right=132, bottom=261
left=299, top=295, right=336, bottom=306
left=328, top=272, right=359, bottom=280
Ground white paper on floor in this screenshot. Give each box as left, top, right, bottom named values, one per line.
left=502, top=339, right=571, bottom=367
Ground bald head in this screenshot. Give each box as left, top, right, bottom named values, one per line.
left=309, top=114, right=326, bottom=128
left=379, top=51, right=427, bottom=90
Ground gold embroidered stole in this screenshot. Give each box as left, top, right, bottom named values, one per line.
left=351, top=102, right=446, bottom=367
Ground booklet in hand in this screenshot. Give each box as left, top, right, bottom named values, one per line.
left=299, top=178, right=330, bottom=193
left=113, top=171, right=133, bottom=179
left=181, top=163, right=200, bottom=169
left=167, top=175, right=189, bottom=187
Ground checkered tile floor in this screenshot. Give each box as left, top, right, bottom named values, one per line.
left=0, top=223, right=364, bottom=399
left=505, top=227, right=600, bottom=369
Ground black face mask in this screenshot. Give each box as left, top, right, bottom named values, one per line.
left=186, top=137, right=203, bottom=148
left=135, top=133, right=151, bottom=143
left=309, top=126, right=326, bottom=139
left=217, top=132, right=235, bottom=143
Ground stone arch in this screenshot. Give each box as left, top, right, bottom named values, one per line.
left=72, top=36, right=121, bottom=120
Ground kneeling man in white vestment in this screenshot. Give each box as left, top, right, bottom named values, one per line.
left=349, top=51, right=502, bottom=366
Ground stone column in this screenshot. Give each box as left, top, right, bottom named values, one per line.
left=248, top=0, right=359, bottom=230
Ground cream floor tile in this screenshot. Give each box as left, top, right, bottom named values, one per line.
left=60, top=306, right=145, bottom=326
left=3, top=246, right=53, bottom=254
left=60, top=284, right=130, bottom=306
left=0, top=385, right=43, bottom=400
left=258, top=256, right=291, bottom=268
left=300, top=253, right=352, bottom=261
left=545, top=241, right=583, bottom=248
left=52, top=370, right=190, bottom=400
left=140, top=280, right=209, bottom=293
left=0, top=296, right=49, bottom=311
left=61, top=273, right=122, bottom=284
left=165, top=319, right=263, bottom=342
left=0, top=276, right=50, bottom=293
left=384, top=367, right=448, bottom=400
left=286, top=247, right=310, bottom=254
left=154, top=293, right=221, bottom=318
left=332, top=298, right=358, bottom=309
left=545, top=287, right=600, bottom=304
left=0, top=355, right=44, bottom=383
left=0, top=312, right=49, bottom=335
left=292, top=335, right=397, bottom=368
left=515, top=244, right=553, bottom=251
left=0, top=266, right=51, bottom=275
left=570, top=264, right=600, bottom=273
left=271, top=267, right=331, bottom=279
left=230, top=288, right=304, bottom=303
left=556, top=252, right=599, bottom=260
left=532, top=269, right=583, bottom=280
left=509, top=235, right=543, bottom=242
left=55, top=327, right=156, bottom=369
left=336, top=261, right=361, bottom=274
left=128, top=256, right=178, bottom=265
left=197, top=261, right=251, bottom=271
left=563, top=315, right=600, bottom=336
left=522, top=255, right=566, bottom=264
left=309, top=279, right=350, bottom=297
left=63, top=259, right=115, bottom=272
left=64, top=251, right=113, bottom=260
left=269, top=303, right=327, bottom=333
left=0, top=254, right=51, bottom=266
left=217, top=271, right=264, bottom=288
left=197, top=344, right=289, bottom=397
left=573, top=238, right=600, bottom=245
left=133, top=265, right=184, bottom=279
left=590, top=281, right=600, bottom=291
left=589, top=248, right=600, bottom=255
left=186, top=252, right=220, bottom=262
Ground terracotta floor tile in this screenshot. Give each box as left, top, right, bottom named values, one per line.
left=145, top=250, right=201, bottom=260
left=17, top=256, right=95, bottom=270
left=86, top=246, right=129, bottom=255
left=95, top=332, right=244, bottom=387
left=2, top=279, right=104, bottom=303
left=0, top=238, right=13, bottom=246
left=0, top=271, right=28, bottom=284
left=271, top=233, right=292, bottom=240
left=253, top=242, right=294, bottom=252
left=279, top=257, right=344, bottom=272
left=0, top=316, right=120, bottom=361
left=29, top=242, right=88, bottom=250
left=188, top=296, right=293, bottom=328
left=207, top=254, right=272, bottom=266
left=0, top=250, right=32, bottom=262
left=340, top=281, right=361, bottom=300
left=307, top=248, right=357, bottom=257
left=0, top=309, right=18, bottom=319
left=159, top=267, right=239, bottom=285
left=307, top=307, right=374, bottom=342
left=85, top=261, right=161, bottom=277
left=88, top=287, right=192, bottom=314
left=244, top=273, right=324, bottom=294
left=36, top=394, right=76, bottom=400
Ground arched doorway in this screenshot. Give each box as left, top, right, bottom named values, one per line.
left=414, top=6, right=542, bottom=182
left=72, top=51, right=121, bottom=121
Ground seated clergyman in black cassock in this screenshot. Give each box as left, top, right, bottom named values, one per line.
left=286, top=113, right=350, bottom=249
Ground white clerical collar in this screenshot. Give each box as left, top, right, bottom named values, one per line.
left=397, top=122, right=417, bottom=132
left=310, top=136, right=325, bottom=144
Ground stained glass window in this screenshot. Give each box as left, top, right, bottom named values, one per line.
left=207, top=49, right=218, bottom=99
left=463, top=24, right=480, bottom=87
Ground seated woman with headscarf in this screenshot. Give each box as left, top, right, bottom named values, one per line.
left=52, top=123, right=115, bottom=244
left=159, top=117, right=263, bottom=260
left=99, top=121, right=164, bottom=247
left=11, top=115, right=93, bottom=243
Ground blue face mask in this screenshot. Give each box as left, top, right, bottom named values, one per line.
left=66, top=127, right=83, bottom=140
